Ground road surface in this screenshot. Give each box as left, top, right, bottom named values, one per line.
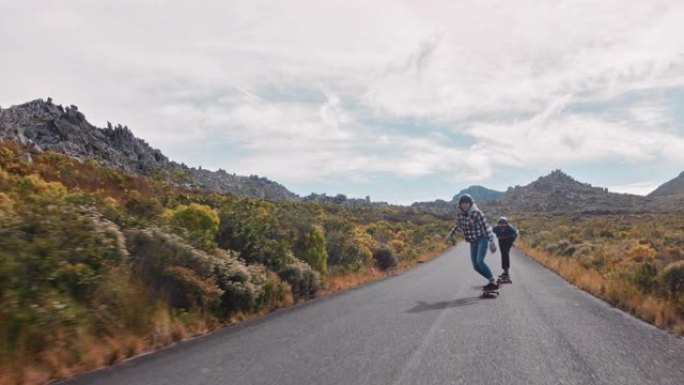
left=61, top=243, right=684, bottom=385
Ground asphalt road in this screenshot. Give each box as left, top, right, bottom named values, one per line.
left=61, top=243, right=684, bottom=385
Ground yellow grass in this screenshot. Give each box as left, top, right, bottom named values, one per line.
left=518, top=241, right=684, bottom=335
left=326, top=267, right=386, bottom=293
left=325, top=248, right=445, bottom=294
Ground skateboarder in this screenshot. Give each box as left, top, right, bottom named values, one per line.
left=493, top=217, right=518, bottom=283
left=447, top=194, right=499, bottom=292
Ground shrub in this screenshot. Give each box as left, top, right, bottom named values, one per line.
left=627, top=244, right=657, bottom=263
left=165, top=203, right=219, bottom=251
left=324, top=220, right=366, bottom=270
left=633, top=262, right=658, bottom=293
left=124, top=191, right=163, bottom=224
left=278, top=258, right=320, bottom=301
left=295, top=225, right=328, bottom=278
left=125, top=228, right=220, bottom=310
left=661, top=261, right=684, bottom=295
left=216, top=199, right=290, bottom=270
left=373, top=246, right=397, bottom=270
left=211, top=249, right=285, bottom=315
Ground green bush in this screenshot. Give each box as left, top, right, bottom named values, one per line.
left=295, top=225, right=328, bottom=278
left=165, top=203, right=219, bottom=252
left=633, top=262, right=658, bottom=293
left=216, top=199, right=290, bottom=270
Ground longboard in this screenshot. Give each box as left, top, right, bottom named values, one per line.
left=481, top=290, right=499, bottom=298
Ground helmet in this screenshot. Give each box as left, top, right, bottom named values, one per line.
left=497, top=217, right=508, bottom=225
left=458, top=194, right=474, bottom=205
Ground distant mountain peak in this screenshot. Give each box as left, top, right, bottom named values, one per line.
left=485, top=169, right=651, bottom=214
left=531, top=169, right=590, bottom=188
left=451, top=185, right=503, bottom=203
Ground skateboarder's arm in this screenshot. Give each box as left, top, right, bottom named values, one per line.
left=446, top=225, right=460, bottom=240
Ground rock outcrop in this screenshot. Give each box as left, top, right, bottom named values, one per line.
left=0, top=99, right=298, bottom=200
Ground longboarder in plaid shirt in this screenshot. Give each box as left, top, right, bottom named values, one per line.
left=447, top=194, right=499, bottom=291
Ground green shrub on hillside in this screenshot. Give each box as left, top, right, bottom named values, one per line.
left=164, top=203, right=220, bottom=252
left=295, top=225, right=328, bottom=278
left=0, top=142, right=450, bottom=382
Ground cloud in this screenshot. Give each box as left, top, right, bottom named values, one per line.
left=3, top=0, right=684, bottom=201
left=465, top=97, right=684, bottom=169
left=365, top=0, right=684, bottom=120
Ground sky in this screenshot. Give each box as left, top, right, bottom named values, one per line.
left=2, top=0, right=684, bottom=204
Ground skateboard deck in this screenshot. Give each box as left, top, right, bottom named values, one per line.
left=481, top=290, right=499, bottom=298
left=497, top=278, right=512, bottom=284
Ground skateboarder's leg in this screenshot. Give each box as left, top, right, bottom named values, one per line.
left=470, top=240, right=486, bottom=277
left=474, top=237, right=494, bottom=281
left=499, top=238, right=513, bottom=273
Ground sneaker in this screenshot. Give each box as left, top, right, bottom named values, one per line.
left=483, top=282, right=499, bottom=291
left=499, top=272, right=510, bottom=279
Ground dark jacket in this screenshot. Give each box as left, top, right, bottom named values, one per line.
left=493, top=224, right=518, bottom=240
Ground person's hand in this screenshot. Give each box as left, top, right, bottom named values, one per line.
left=445, top=227, right=456, bottom=242
left=489, top=241, right=497, bottom=253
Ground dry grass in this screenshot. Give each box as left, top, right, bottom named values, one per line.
left=326, top=267, right=386, bottom=293
left=518, top=241, right=684, bottom=335
left=1, top=304, right=219, bottom=385
left=325, top=248, right=445, bottom=294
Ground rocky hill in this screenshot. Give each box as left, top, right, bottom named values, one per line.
left=484, top=170, right=652, bottom=214
left=0, top=99, right=298, bottom=200
left=412, top=170, right=657, bottom=217
left=649, top=172, right=684, bottom=198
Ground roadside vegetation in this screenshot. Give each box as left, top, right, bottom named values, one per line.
left=515, top=213, right=684, bottom=335
left=0, top=142, right=449, bottom=384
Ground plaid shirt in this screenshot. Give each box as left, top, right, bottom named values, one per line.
left=449, top=207, right=494, bottom=243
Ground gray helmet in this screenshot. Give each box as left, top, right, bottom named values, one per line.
left=497, top=216, right=508, bottom=225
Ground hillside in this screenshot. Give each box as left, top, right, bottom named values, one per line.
left=483, top=170, right=652, bottom=215
left=649, top=171, right=684, bottom=198
left=0, top=99, right=297, bottom=200
left=0, top=139, right=450, bottom=384
left=412, top=171, right=651, bottom=216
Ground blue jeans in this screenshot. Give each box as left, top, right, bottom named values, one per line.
left=470, top=236, right=494, bottom=281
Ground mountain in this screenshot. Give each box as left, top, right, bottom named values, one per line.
left=411, top=186, right=504, bottom=217
left=648, top=172, right=684, bottom=198
left=412, top=170, right=656, bottom=217
left=0, top=99, right=298, bottom=200
left=485, top=170, right=651, bottom=214
left=452, top=185, right=504, bottom=203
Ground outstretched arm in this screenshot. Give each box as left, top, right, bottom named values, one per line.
left=446, top=223, right=460, bottom=241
